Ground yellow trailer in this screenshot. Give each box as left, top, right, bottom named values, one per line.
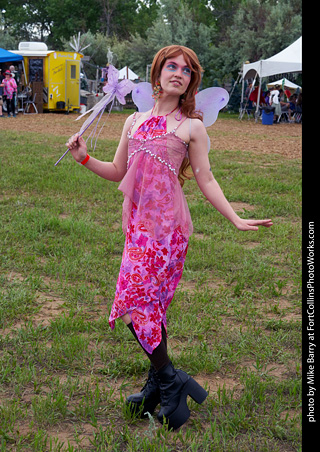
left=12, top=42, right=82, bottom=113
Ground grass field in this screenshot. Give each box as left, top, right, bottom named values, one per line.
left=0, top=115, right=302, bottom=451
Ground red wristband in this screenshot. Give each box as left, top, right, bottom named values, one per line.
left=80, top=154, right=90, bottom=165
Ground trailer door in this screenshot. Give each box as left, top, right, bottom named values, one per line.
left=65, top=60, right=80, bottom=111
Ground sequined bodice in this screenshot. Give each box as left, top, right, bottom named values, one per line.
left=118, top=112, right=193, bottom=240
left=127, top=112, right=188, bottom=175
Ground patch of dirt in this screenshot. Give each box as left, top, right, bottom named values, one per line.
left=2, top=112, right=302, bottom=159
left=195, top=373, right=242, bottom=396
left=209, top=118, right=302, bottom=159
left=33, top=292, right=66, bottom=326
left=229, top=201, right=255, bottom=212
left=239, top=360, right=297, bottom=381
left=179, top=277, right=224, bottom=293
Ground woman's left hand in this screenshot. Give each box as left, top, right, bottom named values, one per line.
left=234, top=218, right=273, bottom=231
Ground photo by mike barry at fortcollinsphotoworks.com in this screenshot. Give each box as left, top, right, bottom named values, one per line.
left=305, top=222, right=315, bottom=416
left=303, top=220, right=318, bottom=447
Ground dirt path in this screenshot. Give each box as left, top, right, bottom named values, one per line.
left=2, top=112, right=302, bottom=159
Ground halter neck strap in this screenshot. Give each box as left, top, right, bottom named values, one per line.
left=150, top=105, right=178, bottom=117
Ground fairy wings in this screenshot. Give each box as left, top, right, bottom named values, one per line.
left=132, top=82, right=229, bottom=151
left=54, top=65, right=229, bottom=165
left=132, top=81, right=229, bottom=128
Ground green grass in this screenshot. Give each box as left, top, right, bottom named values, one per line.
left=0, top=124, right=301, bottom=451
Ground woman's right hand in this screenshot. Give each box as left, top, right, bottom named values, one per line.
left=66, top=133, right=88, bottom=163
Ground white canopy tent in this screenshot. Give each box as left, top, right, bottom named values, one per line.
left=118, top=66, right=139, bottom=80
left=243, top=37, right=302, bottom=80
left=267, top=78, right=301, bottom=91
left=241, top=37, right=302, bottom=120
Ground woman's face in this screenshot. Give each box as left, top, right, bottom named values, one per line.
left=159, top=53, right=192, bottom=97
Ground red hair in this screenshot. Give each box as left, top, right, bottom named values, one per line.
left=151, top=45, right=203, bottom=185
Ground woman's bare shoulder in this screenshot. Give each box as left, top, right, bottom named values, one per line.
left=190, top=118, right=207, bottom=138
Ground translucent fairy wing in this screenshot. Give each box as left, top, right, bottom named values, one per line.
left=132, top=82, right=154, bottom=112
left=195, top=87, right=229, bottom=127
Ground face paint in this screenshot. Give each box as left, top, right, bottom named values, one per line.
left=160, top=55, right=192, bottom=96
left=164, top=62, right=192, bottom=77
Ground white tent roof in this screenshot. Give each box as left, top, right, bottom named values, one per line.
left=243, top=37, right=302, bottom=80
left=118, top=66, right=139, bottom=80
left=267, top=78, right=301, bottom=90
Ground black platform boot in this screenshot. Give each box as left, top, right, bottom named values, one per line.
left=157, top=361, right=208, bottom=430
left=126, top=365, right=161, bottom=418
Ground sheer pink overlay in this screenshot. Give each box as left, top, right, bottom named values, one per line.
left=118, top=113, right=193, bottom=241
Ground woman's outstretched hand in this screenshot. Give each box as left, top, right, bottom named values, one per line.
left=234, top=218, right=273, bottom=231
left=66, top=133, right=88, bottom=163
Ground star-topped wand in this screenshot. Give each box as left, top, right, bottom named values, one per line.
left=54, top=65, right=135, bottom=166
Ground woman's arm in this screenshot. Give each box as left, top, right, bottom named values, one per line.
left=188, top=119, right=273, bottom=231
left=66, top=114, right=133, bottom=182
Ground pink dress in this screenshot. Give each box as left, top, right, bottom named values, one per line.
left=109, top=111, right=193, bottom=354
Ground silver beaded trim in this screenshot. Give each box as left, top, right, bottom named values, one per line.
left=127, top=147, right=177, bottom=175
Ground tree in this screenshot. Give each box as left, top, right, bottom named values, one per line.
left=209, top=0, right=302, bottom=81
left=1, top=0, right=52, bottom=41
left=122, top=0, right=216, bottom=85
left=0, top=12, right=19, bottom=49
left=0, top=0, right=160, bottom=48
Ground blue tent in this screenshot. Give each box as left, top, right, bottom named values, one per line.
left=0, top=48, right=23, bottom=63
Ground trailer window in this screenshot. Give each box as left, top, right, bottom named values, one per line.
left=70, top=65, right=76, bottom=79
left=29, top=58, right=44, bottom=82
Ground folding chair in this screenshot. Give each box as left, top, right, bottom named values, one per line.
left=24, top=93, right=38, bottom=114
left=294, top=111, right=302, bottom=123
left=277, top=110, right=289, bottom=123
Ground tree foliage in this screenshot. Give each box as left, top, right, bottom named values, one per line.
left=0, top=0, right=302, bottom=85
left=209, top=0, right=302, bottom=80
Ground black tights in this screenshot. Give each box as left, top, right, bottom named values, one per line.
left=6, top=97, right=15, bottom=116
left=127, top=322, right=170, bottom=371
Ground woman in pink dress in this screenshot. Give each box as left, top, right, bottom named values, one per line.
left=2, top=70, right=17, bottom=117
left=66, top=45, right=273, bottom=430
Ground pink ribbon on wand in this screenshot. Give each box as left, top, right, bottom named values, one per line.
left=54, top=65, right=135, bottom=166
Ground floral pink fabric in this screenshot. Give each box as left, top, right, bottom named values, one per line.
left=132, top=114, right=168, bottom=139
left=109, top=113, right=191, bottom=353
left=3, top=77, right=17, bottom=100
left=109, top=204, right=188, bottom=353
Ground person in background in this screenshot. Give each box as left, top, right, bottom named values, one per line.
left=295, top=92, right=302, bottom=123
left=2, top=70, right=17, bottom=118
left=10, top=65, right=20, bottom=114
left=269, top=85, right=281, bottom=122
left=288, top=94, right=297, bottom=123
left=244, top=82, right=253, bottom=115
left=278, top=89, right=291, bottom=121
left=264, top=90, right=270, bottom=105
left=0, top=68, right=4, bottom=118
left=249, top=86, right=265, bottom=105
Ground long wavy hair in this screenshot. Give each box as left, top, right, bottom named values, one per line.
left=150, top=45, right=203, bottom=186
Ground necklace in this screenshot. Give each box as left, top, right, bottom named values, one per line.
left=151, top=105, right=178, bottom=118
